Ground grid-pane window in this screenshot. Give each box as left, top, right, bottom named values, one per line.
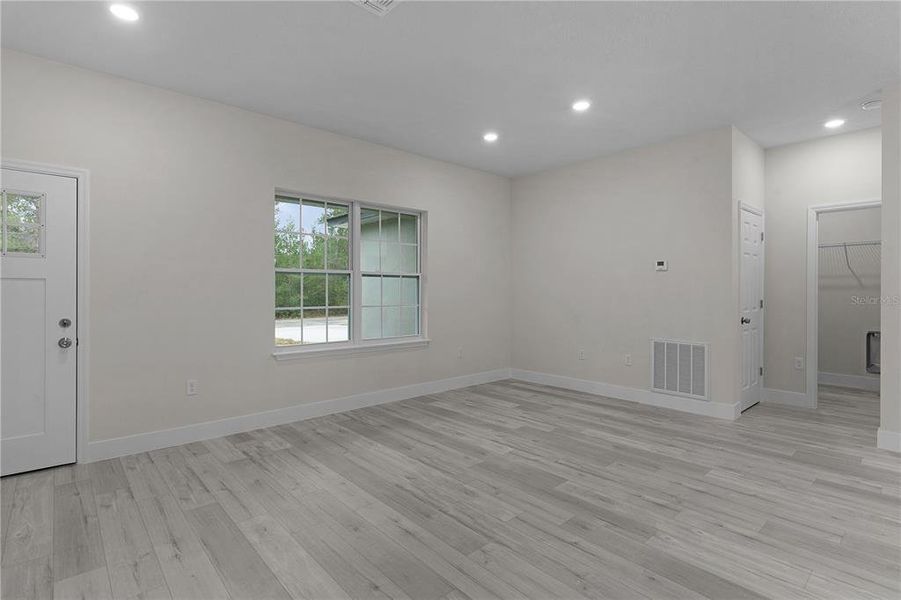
left=275, top=196, right=350, bottom=345
left=360, top=208, right=420, bottom=340
left=275, top=195, right=423, bottom=348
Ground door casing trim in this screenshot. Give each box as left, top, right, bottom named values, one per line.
left=2, top=158, right=90, bottom=465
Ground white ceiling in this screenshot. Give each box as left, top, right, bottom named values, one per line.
left=2, top=1, right=898, bottom=177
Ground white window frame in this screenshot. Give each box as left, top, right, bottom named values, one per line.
left=273, top=190, right=428, bottom=360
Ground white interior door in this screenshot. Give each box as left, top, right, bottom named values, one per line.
left=1, top=168, right=77, bottom=476
left=740, top=206, right=764, bottom=412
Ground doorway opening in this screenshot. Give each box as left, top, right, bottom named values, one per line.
left=807, top=201, right=881, bottom=410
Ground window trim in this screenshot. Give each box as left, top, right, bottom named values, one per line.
left=273, top=189, right=428, bottom=358
left=272, top=337, right=430, bottom=361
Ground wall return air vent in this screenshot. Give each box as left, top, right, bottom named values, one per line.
left=651, top=339, right=709, bottom=400
left=352, top=0, right=399, bottom=16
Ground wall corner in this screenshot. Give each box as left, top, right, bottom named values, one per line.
left=881, top=84, right=901, bottom=438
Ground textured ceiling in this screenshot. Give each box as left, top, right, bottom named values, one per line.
left=2, top=1, right=898, bottom=176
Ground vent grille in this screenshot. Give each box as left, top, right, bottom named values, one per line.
left=651, top=339, right=708, bottom=400
left=352, top=0, right=399, bottom=16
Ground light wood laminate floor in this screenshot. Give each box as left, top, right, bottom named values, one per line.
left=2, top=381, right=899, bottom=600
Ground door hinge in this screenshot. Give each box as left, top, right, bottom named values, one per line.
left=761, top=232, right=764, bottom=241
left=760, top=299, right=763, bottom=308
left=759, top=367, right=764, bottom=376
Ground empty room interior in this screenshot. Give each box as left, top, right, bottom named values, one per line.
left=1, top=2, right=901, bottom=599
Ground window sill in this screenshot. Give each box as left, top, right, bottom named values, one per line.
left=272, top=337, right=430, bottom=361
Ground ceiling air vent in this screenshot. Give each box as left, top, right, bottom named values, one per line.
left=352, top=0, right=399, bottom=16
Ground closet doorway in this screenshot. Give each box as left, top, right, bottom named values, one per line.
left=807, top=201, right=881, bottom=409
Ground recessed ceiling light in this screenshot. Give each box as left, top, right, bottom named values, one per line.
left=824, top=118, right=845, bottom=129
left=861, top=99, right=882, bottom=111
left=482, top=131, right=499, bottom=143
left=109, top=4, right=139, bottom=22
left=572, top=99, right=591, bottom=112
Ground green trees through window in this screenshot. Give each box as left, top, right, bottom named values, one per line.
left=274, top=194, right=422, bottom=347
left=275, top=197, right=350, bottom=345
left=1, top=191, right=43, bottom=255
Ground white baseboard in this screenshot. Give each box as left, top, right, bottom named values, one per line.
left=84, top=368, right=512, bottom=462
left=877, top=428, right=901, bottom=453
left=762, top=388, right=815, bottom=408
left=90, top=366, right=822, bottom=462
left=509, top=369, right=740, bottom=420
left=818, top=371, right=880, bottom=392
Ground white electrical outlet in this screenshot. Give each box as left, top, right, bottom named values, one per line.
left=794, top=357, right=804, bottom=371
left=186, top=379, right=199, bottom=396
left=578, top=350, right=586, bottom=360
left=624, top=354, right=633, bottom=366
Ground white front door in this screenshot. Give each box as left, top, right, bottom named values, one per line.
left=1, top=168, right=77, bottom=476
left=740, top=206, right=764, bottom=412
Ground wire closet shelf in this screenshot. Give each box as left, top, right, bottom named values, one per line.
left=818, top=240, right=881, bottom=287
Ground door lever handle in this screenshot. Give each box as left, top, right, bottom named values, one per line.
left=740, top=317, right=751, bottom=325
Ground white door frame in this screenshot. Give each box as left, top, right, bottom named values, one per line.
left=806, top=199, right=881, bottom=409
left=2, top=158, right=90, bottom=464
left=739, top=202, right=765, bottom=410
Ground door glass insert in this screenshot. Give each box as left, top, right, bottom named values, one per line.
left=1, top=190, right=44, bottom=256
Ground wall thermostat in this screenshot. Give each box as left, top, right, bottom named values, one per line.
left=655, top=260, right=668, bottom=272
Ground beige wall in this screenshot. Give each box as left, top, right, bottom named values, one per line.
left=511, top=128, right=740, bottom=407
left=4, top=49, right=895, bottom=446
left=817, top=208, right=881, bottom=379
left=1, top=51, right=513, bottom=442
left=881, top=85, right=901, bottom=438
left=732, top=128, right=766, bottom=211
left=764, top=128, right=882, bottom=394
